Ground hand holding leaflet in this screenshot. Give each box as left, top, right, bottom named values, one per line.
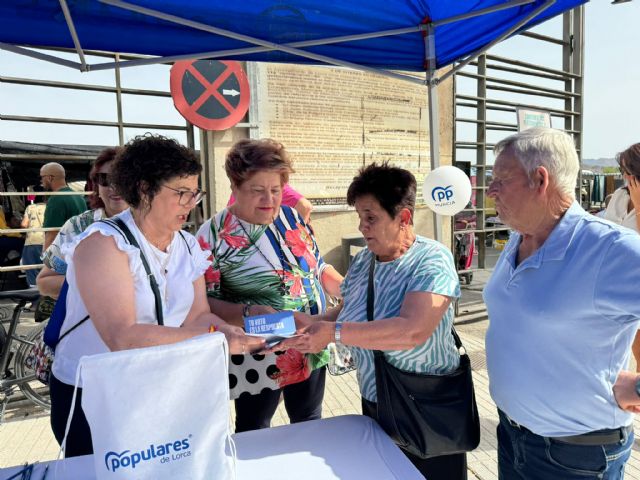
left=244, top=311, right=298, bottom=348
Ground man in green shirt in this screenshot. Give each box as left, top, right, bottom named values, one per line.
left=41, top=162, right=86, bottom=251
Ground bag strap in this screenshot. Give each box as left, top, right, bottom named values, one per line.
left=178, top=230, right=191, bottom=255
left=367, top=255, right=385, bottom=361
left=58, top=314, right=90, bottom=343
left=102, top=218, right=164, bottom=326
left=367, top=254, right=465, bottom=353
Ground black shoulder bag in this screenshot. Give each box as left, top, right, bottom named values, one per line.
left=368, top=256, right=480, bottom=459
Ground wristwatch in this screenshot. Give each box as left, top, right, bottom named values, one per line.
left=334, top=320, right=343, bottom=344
left=635, top=377, right=640, bottom=398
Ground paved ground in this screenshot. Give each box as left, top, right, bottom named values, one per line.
left=3, top=278, right=640, bottom=478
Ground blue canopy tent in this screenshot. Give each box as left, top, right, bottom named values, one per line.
left=0, top=0, right=588, bottom=239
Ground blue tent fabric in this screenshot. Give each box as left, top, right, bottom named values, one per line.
left=1, top=0, right=587, bottom=71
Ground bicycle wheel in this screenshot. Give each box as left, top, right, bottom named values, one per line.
left=14, top=322, right=51, bottom=409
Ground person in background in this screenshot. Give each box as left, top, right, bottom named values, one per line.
left=0, top=208, right=25, bottom=272
left=197, top=138, right=343, bottom=434
left=40, top=162, right=86, bottom=251
left=37, top=148, right=128, bottom=299
left=49, top=134, right=263, bottom=457
left=229, top=183, right=313, bottom=224
left=484, top=128, right=640, bottom=479
left=277, top=163, right=465, bottom=480
left=20, top=186, right=46, bottom=286
left=605, top=143, right=640, bottom=232
left=603, top=143, right=640, bottom=372
left=595, top=193, right=613, bottom=218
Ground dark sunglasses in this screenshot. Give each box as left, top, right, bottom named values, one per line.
left=95, top=172, right=114, bottom=187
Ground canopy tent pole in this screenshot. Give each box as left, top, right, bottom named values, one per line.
left=1, top=0, right=550, bottom=82
left=98, top=0, right=424, bottom=85
left=88, top=25, right=427, bottom=72
left=92, top=0, right=536, bottom=72
left=0, top=43, right=82, bottom=70
left=425, top=23, right=443, bottom=243
left=58, top=0, right=88, bottom=71
left=438, top=0, right=557, bottom=85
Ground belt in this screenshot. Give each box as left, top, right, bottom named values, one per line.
left=500, top=410, right=632, bottom=446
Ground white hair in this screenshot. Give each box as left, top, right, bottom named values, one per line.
left=494, top=127, right=579, bottom=200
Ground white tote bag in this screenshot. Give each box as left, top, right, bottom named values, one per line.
left=69, top=333, right=234, bottom=480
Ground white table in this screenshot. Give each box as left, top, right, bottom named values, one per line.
left=1, top=415, right=422, bottom=479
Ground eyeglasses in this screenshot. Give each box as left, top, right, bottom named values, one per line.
left=95, top=172, right=114, bottom=187
left=162, top=185, right=206, bottom=206
left=620, top=166, right=640, bottom=179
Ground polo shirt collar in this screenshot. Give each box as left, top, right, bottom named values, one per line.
left=540, top=201, right=585, bottom=262
left=503, top=201, right=585, bottom=269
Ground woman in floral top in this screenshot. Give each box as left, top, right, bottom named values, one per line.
left=197, top=138, right=342, bottom=433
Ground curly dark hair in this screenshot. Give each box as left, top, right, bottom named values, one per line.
left=87, top=147, right=120, bottom=210
left=347, top=162, right=416, bottom=220
left=225, top=138, right=293, bottom=187
left=112, top=134, right=201, bottom=209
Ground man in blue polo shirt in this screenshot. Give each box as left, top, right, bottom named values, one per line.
left=484, top=127, right=640, bottom=479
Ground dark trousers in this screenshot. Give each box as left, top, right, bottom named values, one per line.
left=234, top=366, right=326, bottom=433
left=49, top=373, right=94, bottom=457
left=362, top=398, right=467, bottom=480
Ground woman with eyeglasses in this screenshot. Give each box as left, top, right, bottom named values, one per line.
left=49, top=135, right=264, bottom=457
left=197, top=138, right=343, bottom=433
left=37, top=147, right=128, bottom=298
left=604, top=143, right=640, bottom=372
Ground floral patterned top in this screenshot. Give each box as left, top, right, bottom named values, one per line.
left=196, top=205, right=330, bottom=399
left=42, top=208, right=106, bottom=274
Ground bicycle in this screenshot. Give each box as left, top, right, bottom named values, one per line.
left=0, top=287, right=50, bottom=420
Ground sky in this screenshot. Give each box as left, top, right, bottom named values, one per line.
left=0, top=1, right=638, bottom=160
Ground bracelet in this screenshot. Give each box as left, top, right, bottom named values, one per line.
left=208, top=324, right=217, bottom=333
left=334, top=320, right=343, bottom=344
left=242, top=304, right=252, bottom=318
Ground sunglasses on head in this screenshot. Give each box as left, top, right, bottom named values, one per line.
left=95, top=172, right=113, bottom=187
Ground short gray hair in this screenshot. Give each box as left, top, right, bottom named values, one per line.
left=494, top=127, right=579, bottom=199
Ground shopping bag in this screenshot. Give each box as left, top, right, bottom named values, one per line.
left=75, top=333, right=234, bottom=480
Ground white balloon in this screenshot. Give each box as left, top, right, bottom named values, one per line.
left=422, top=166, right=472, bottom=216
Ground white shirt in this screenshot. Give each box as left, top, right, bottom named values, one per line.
left=52, top=209, right=211, bottom=386
left=604, top=188, right=639, bottom=232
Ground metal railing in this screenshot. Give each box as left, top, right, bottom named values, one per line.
left=452, top=7, right=584, bottom=277
left=0, top=190, right=90, bottom=274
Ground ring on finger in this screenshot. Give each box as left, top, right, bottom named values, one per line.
left=242, top=343, right=246, bottom=355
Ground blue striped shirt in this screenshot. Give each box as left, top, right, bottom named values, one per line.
left=338, top=236, right=461, bottom=402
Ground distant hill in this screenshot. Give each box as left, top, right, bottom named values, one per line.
left=582, top=157, right=616, bottom=168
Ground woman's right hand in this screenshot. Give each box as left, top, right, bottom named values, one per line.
left=216, top=323, right=265, bottom=355
left=293, top=311, right=315, bottom=331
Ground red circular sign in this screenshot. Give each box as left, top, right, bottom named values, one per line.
left=170, top=59, right=250, bottom=131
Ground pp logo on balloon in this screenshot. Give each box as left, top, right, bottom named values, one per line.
left=431, top=185, right=454, bottom=203
left=423, top=166, right=472, bottom=216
